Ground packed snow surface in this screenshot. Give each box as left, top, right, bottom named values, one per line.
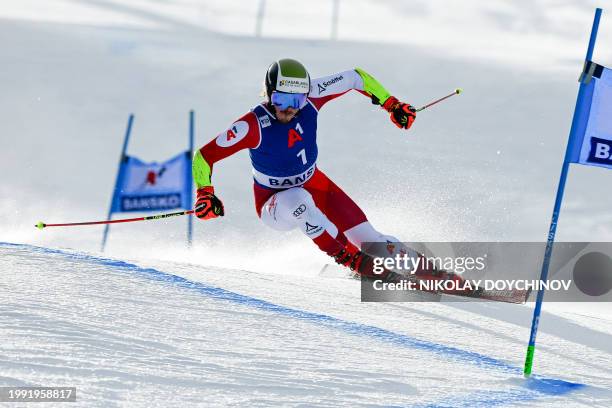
left=2, top=242, right=612, bottom=407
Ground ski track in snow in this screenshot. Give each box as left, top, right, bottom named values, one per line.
left=2, top=242, right=611, bottom=407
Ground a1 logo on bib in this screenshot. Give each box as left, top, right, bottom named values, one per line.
left=216, top=121, right=249, bottom=147
left=288, top=123, right=304, bottom=148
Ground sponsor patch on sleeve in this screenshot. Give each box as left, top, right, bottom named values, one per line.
left=315, top=75, right=344, bottom=95
left=216, top=120, right=249, bottom=147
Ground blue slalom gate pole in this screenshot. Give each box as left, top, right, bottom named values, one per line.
left=523, top=8, right=602, bottom=377
left=101, top=114, right=134, bottom=252
left=187, top=110, right=194, bottom=247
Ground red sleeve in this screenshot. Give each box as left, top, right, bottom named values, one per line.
left=199, top=112, right=261, bottom=168
left=308, top=91, right=351, bottom=111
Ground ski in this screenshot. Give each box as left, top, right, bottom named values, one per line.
left=320, top=264, right=528, bottom=304
left=460, top=286, right=528, bottom=304
left=395, top=271, right=528, bottom=304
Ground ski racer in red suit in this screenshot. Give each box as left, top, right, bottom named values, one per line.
left=192, top=58, right=418, bottom=280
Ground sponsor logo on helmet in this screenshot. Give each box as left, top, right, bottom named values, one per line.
left=279, top=79, right=307, bottom=87
left=277, top=78, right=309, bottom=93
left=216, top=120, right=249, bottom=147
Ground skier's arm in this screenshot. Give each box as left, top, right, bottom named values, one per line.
left=355, top=67, right=417, bottom=130
left=355, top=68, right=416, bottom=129
left=353, top=67, right=392, bottom=106
left=192, top=112, right=261, bottom=220
left=308, top=69, right=366, bottom=110
left=192, top=150, right=213, bottom=189
left=309, top=68, right=416, bottom=130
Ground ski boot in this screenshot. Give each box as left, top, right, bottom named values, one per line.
left=332, top=247, right=401, bottom=283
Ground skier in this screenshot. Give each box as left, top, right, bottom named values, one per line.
left=192, top=58, right=417, bottom=280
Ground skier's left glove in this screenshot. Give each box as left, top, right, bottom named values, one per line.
left=383, top=96, right=416, bottom=130
left=195, top=186, right=225, bottom=220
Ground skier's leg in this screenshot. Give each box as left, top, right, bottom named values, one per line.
left=343, top=220, right=426, bottom=274
left=302, top=169, right=368, bottom=235
left=344, top=221, right=400, bottom=248
left=302, top=170, right=403, bottom=251
left=301, top=170, right=424, bottom=277
left=258, top=187, right=386, bottom=278
left=259, top=187, right=342, bottom=252
left=344, top=219, right=468, bottom=291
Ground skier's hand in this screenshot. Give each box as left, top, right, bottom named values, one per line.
left=383, top=96, right=416, bottom=130
left=195, top=186, right=224, bottom=220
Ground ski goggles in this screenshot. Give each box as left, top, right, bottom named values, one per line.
left=271, top=91, right=308, bottom=110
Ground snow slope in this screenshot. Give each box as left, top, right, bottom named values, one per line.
left=3, top=242, right=612, bottom=407
left=1, top=1, right=612, bottom=406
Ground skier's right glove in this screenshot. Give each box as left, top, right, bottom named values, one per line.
left=195, top=186, right=225, bottom=220
left=383, top=96, right=416, bottom=130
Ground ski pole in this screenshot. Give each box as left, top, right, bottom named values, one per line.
left=416, top=88, right=463, bottom=112
left=35, top=210, right=194, bottom=230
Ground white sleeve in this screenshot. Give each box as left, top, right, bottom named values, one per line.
left=309, top=70, right=364, bottom=98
